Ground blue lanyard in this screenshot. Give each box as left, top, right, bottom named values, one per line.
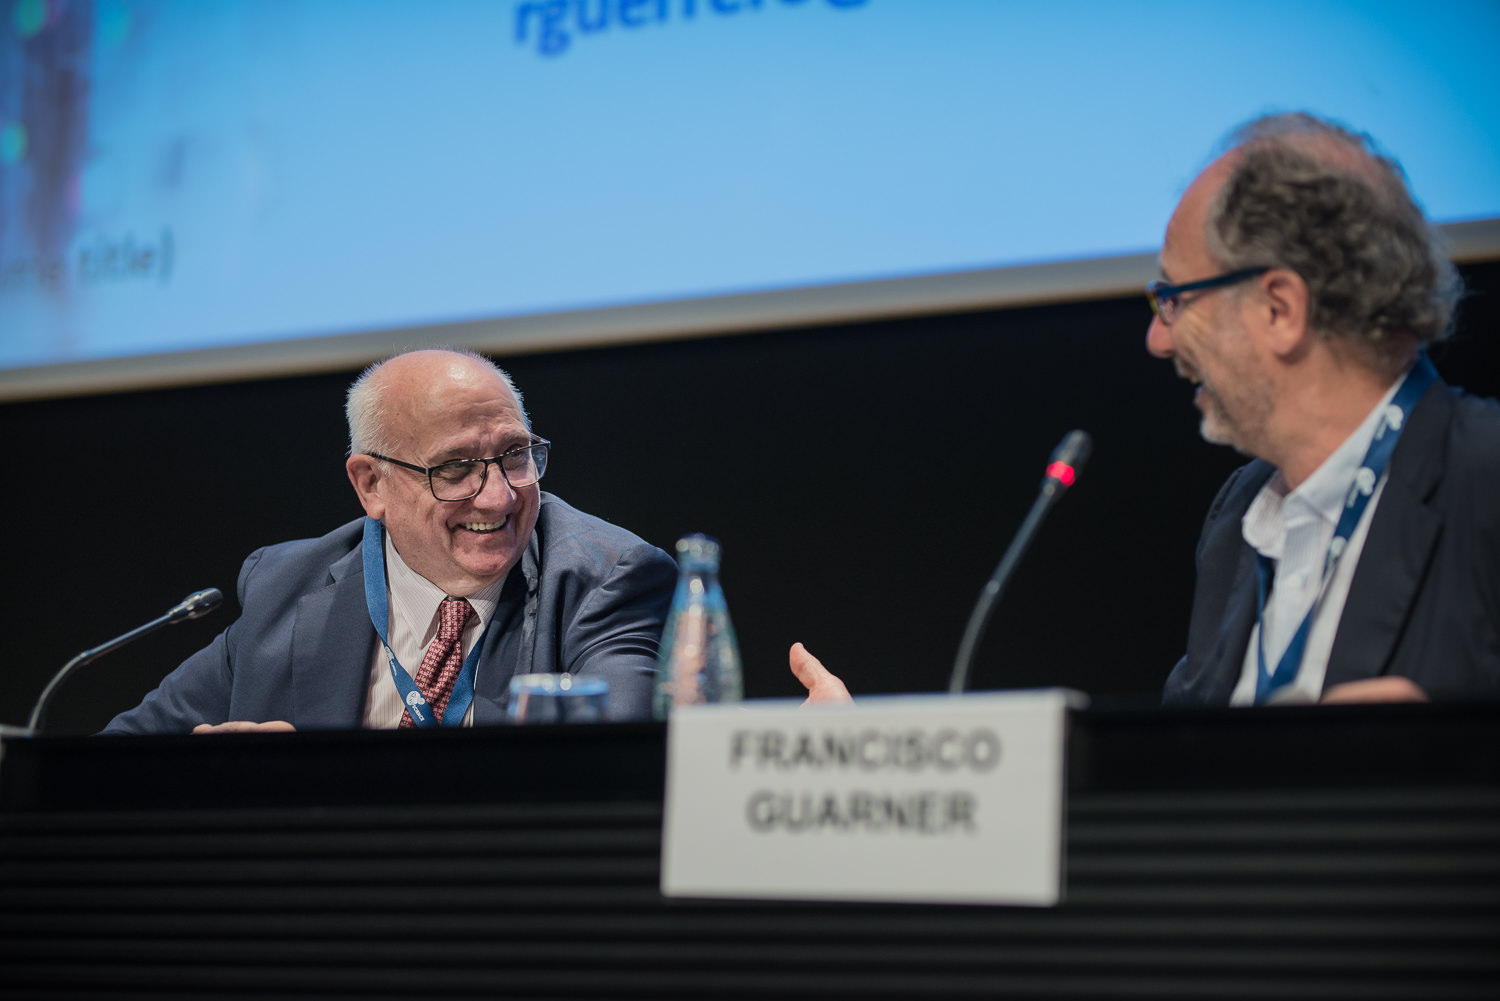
left=1253, top=356, right=1436, bottom=704
left=361, top=517, right=487, bottom=728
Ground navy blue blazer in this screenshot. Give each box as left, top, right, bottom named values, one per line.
left=1163, top=378, right=1500, bottom=705
left=102, top=493, right=677, bottom=733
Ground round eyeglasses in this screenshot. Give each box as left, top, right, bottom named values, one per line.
left=367, top=438, right=550, bottom=502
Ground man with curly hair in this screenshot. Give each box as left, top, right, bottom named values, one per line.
left=1149, top=113, right=1500, bottom=705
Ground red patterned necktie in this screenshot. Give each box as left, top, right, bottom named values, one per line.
left=399, top=597, right=475, bottom=728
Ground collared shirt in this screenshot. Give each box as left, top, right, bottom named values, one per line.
left=1230, top=377, right=1404, bottom=705
left=361, top=530, right=507, bottom=728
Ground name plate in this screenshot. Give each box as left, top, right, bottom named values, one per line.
left=661, top=689, right=1074, bottom=906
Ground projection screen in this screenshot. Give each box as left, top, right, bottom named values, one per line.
left=2, top=0, right=1498, bottom=400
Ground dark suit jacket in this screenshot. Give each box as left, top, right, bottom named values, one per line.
left=101, top=493, right=677, bottom=733
left=1163, top=379, right=1500, bottom=705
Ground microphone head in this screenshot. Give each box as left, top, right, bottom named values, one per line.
left=1044, top=430, right=1092, bottom=489
left=167, top=588, right=224, bottom=623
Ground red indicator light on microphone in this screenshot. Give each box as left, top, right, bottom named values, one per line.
left=1046, top=461, right=1076, bottom=487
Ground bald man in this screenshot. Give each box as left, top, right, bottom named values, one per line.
left=102, top=349, right=678, bottom=734
left=1148, top=113, right=1500, bottom=705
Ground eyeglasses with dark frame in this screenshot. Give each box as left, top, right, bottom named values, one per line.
left=1146, top=267, right=1269, bottom=325
left=366, top=438, right=551, bottom=502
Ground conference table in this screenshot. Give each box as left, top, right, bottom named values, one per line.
left=2, top=704, right=1497, bottom=999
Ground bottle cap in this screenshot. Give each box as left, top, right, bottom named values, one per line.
left=674, top=533, right=721, bottom=570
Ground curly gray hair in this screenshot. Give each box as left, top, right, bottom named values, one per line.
left=1206, top=112, right=1462, bottom=375
left=345, top=347, right=528, bottom=458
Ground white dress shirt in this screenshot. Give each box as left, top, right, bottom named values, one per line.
left=361, top=531, right=507, bottom=728
left=1229, top=377, right=1404, bottom=706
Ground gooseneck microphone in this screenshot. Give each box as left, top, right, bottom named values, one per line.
left=165, top=588, right=224, bottom=623
left=948, top=432, right=1092, bottom=694
left=24, top=588, right=224, bottom=734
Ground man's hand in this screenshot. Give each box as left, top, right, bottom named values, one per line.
left=191, top=721, right=297, bottom=734
left=1319, top=677, right=1429, bottom=704
left=788, top=642, right=853, bottom=706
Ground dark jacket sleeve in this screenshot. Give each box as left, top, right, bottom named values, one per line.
left=97, top=521, right=366, bottom=735
left=527, top=497, right=677, bottom=722
left=98, top=548, right=271, bottom=735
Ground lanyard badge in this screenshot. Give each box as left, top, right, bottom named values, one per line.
left=361, top=517, right=487, bottom=727
left=1253, top=356, right=1436, bottom=704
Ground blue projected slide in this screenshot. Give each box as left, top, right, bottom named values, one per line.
left=2, top=0, right=1498, bottom=395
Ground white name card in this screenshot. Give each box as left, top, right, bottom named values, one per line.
left=661, top=689, right=1075, bottom=907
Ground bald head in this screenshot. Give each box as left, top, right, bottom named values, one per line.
left=347, top=348, right=527, bottom=459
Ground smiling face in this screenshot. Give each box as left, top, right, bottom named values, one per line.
left=346, top=351, right=540, bottom=597
left=1146, top=158, right=1274, bottom=456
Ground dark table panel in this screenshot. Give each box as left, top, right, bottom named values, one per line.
left=3, top=706, right=1498, bottom=1000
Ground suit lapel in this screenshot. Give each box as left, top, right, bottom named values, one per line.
left=470, top=534, right=539, bottom=726
left=1179, top=461, right=1273, bottom=705
left=291, top=544, right=376, bottom=729
left=1324, top=382, right=1449, bottom=688
left=1205, top=542, right=1261, bottom=703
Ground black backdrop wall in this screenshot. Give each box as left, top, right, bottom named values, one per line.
left=5, top=260, right=1497, bottom=733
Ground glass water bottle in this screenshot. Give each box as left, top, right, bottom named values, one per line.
left=653, top=534, right=743, bottom=718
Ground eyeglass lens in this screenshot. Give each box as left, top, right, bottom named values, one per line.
left=1156, top=292, right=1179, bottom=323
left=1147, top=283, right=1178, bottom=323
left=429, top=445, right=548, bottom=500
